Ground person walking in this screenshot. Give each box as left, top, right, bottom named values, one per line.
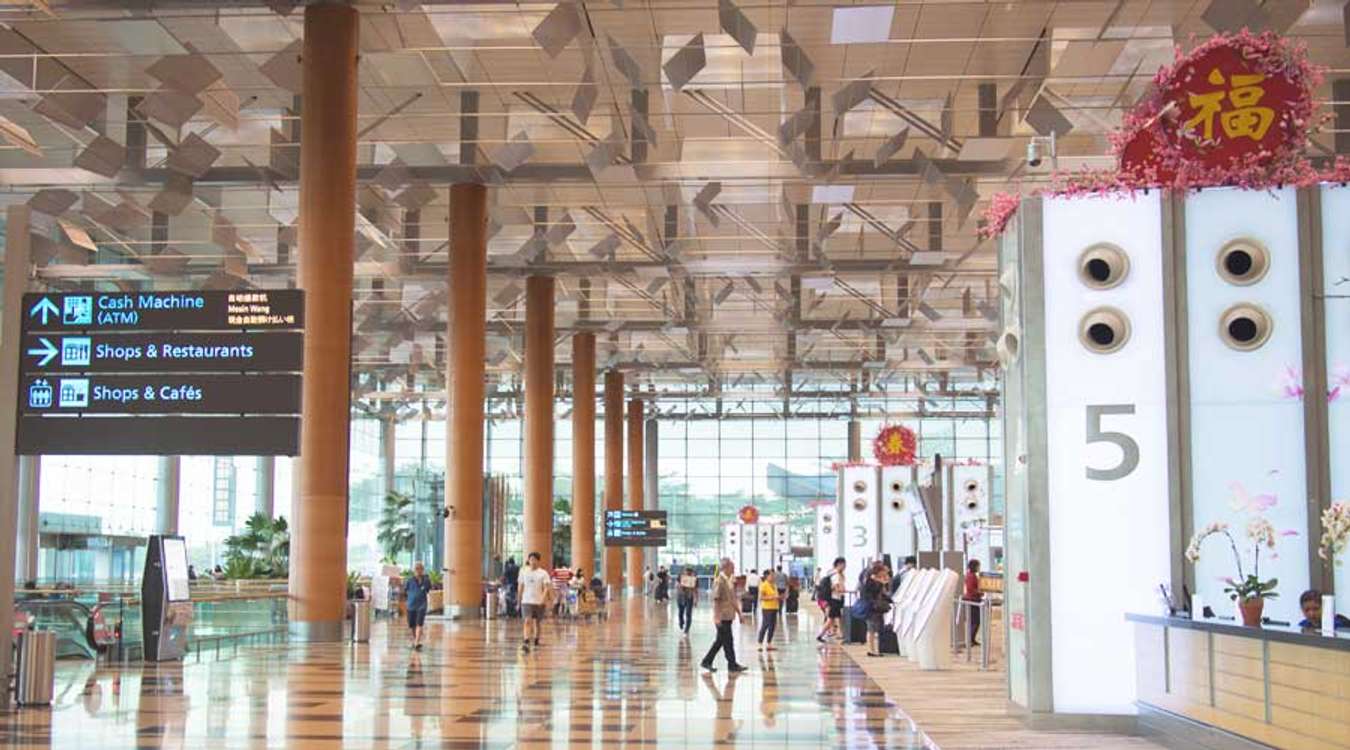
left=700, top=557, right=747, bottom=674
left=654, top=567, right=670, bottom=603
left=816, top=557, right=847, bottom=643
left=964, top=559, right=983, bottom=647
left=518, top=552, right=551, bottom=653
left=405, top=561, right=432, bottom=650
left=676, top=566, right=698, bottom=635
left=861, top=562, right=893, bottom=657
left=744, top=568, right=761, bottom=614
left=756, top=568, right=780, bottom=651
left=502, top=557, right=520, bottom=618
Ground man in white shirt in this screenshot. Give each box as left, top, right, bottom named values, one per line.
left=744, top=569, right=761, bottom=613
left=517, top=551, right=552, bottom=653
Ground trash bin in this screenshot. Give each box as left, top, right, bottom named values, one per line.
left=351, top=602, right=371, bottom=643
left=16, top=630, right=55, bottom=706
left=485, top=590, right=499, bottom=619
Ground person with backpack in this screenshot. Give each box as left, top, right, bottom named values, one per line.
left=859, top=561, right=893, bottom=657
left=815, top=557, right=847, bottom=643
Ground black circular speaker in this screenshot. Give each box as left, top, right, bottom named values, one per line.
left=1077, top=243, right=1130, bottom=290
left=1216, top=239, right=1269, bottom=286
left=1219, top=303, right=1272, bottom=351
left=1079, top=307, right=1131, bottom=354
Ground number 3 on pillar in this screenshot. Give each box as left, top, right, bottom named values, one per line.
left=1085, top=404, right=1139, bottom=481
left=851, top=526, right=868, bottom=548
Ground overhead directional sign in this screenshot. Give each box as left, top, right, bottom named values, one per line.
left=20, top=332, right=303, bottom=373
left=16, top=289, right=306, bottom=456
left=22, top=290, right=303, bottom=332
left=604, top=510, right=669, bottom=547
left=20, top=374, right=301, bottom=415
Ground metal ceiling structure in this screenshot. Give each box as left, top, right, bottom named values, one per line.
left=0, top=0, right=1345, bottom=419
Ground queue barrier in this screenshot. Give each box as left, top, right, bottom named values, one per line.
left=951, top=598, right=993, bottom=670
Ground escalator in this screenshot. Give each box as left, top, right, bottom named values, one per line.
left=14, top=600, right=108, bottom=660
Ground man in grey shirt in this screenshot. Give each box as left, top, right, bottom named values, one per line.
left=700, top=557, right=747, bottom=674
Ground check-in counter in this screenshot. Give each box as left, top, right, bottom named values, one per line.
left=1128, top=613, right=1350, bottom=750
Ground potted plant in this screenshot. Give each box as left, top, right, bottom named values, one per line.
left=1318, top=501, right=1350, bottom=628
left=1185, top=518, right=1283, bottom=626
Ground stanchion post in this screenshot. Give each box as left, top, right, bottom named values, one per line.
left=981, top=599, right=991, bottom=670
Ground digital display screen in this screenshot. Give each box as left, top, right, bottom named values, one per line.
left=604, top=510, right=668, bottom=547
left=20, top=331, right=302, bottom=374
left=161, top=537, right=191, bottom=602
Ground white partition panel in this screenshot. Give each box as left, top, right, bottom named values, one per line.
left=1185, top=187, right=1308, bottom=625
left=951, top=465, right=991, bottom=568
left=1322, top=185, right=1350, bottom=614
left=839, top=465, right=880, bottom=588
left=722, top=523, right=740, bottom=566
left=1043, top=193, right=1172, bottom=714
left=756, top=524, right=774, bottom=575
left=739, top=523, right=759, bottom=575
left=815, top=504, right=840, bottom=573
left=879, top=465, right=915, bottom=563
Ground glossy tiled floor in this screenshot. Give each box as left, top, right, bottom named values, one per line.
left=0, top=599, right=931, bottom=748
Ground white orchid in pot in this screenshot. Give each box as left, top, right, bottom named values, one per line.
left=1318, top=501, right=1350, bottom=629
left=1185, top=517, right=1285, bottom=626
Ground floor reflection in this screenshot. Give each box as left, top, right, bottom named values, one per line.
left=0, top=598, right=932, bottom=748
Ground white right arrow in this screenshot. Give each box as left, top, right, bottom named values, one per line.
left=26, top=337, right=57, bottom=367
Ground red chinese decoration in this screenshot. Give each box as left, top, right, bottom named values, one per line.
left=738, top=505, right=759, bottom=525
left=1119, top=30, right=1319, bottom=185
left=979, top=30, right=1350, bottom=240
left=872, top=424, right=918, bottom=467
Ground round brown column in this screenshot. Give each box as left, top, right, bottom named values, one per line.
left=571, top=333, right=596, bottom=575
left=446, top=183, right=488, bottom=617
left=523, top=276, right=555, bottom=567
left=290, top=2, right=358, bottom=642
left=626, top=397, right=645, bottom=593
left=602, top=370, right=624, bottom=588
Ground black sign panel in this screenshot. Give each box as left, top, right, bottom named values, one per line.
left=604, top=510, right=669, bottom=547
left=20, top=374, right=300, bottom=415
left=21, top=290, right=303, bottom=332
left=18, top=416, right=300, bottom=456
left=20, top=332, right=303, bottom=374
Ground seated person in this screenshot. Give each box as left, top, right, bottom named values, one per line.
left=1298, top=589, right=1350, bottom=630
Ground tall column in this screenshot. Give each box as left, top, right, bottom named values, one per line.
left=847, top=420, right=862, bottom=462
left=156, top=456, right=181, bottom=535
left=255, top=457, right=275, bottom=518
left=446, top=183, right=488, bottom=617
left=571, top=333, right=597, bottom=575
left=643, top=418, right=658, bottom=573
left=0, top=206, right=31, bottom=707
left=626, top=398, right=645, bottom=593
left=523, top=276, right=555, bottom=566
left=15, top=457, right=40, bottom=582
left=380, top=415, right=396, bottom=497
left=603, top=371, right=624, bottom=588
left=290, top=2, right=359, bottom=642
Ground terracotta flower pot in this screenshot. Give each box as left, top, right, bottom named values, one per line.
left=1238, top=596, right=1264, bottom=627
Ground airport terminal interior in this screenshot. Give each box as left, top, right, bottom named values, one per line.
left=0, top=0, right=1348, bottom=748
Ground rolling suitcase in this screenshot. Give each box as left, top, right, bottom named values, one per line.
left=879, top=626, right=899, bottom=654
left=843, top=609, right=868, bottom=644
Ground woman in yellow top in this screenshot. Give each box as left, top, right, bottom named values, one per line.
left=756, top=568, right=780, bottom=650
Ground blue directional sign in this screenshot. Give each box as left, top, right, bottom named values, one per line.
left=20, top=374, right=301, bottom=416
left=22, top=290, right=303, bottom=332
left=20, top=332, right=303, bottom=373
left=16, top=289, right=306, bottom=456
left=603, top=510, right=669, bottom=547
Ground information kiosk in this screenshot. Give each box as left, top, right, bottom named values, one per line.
left=141, top=534, right=193, bottom=661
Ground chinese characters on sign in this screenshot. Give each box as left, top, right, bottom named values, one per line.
left=1166, top=43, right=1303, bottom=167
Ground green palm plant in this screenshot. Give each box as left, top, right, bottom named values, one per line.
left=376, top=491, right=416, bottom=565
left=222, top=513, right=290, bottom=578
